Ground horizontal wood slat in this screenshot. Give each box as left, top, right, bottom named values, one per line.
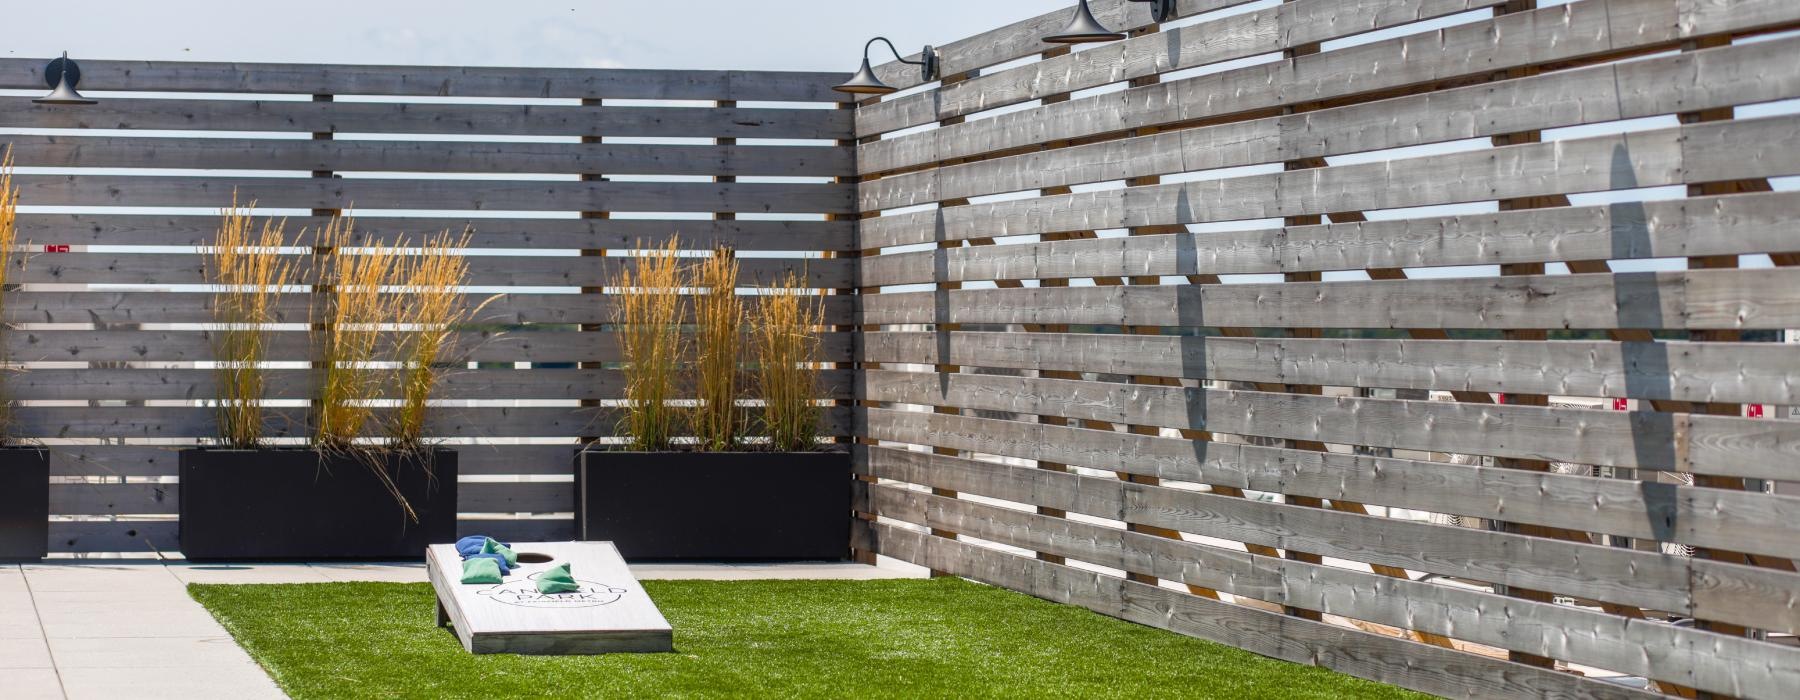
left=3, top=292, right=856, bottom=326
left=9, top=214, right=855, bottom=251
left=862, top=191, right=1800, bottom=284
left=857, top=0, right=1800, bottom=175
left=858, top=370, right=1800, bottom=481
left=7, top=251, right=854, bottom=288
left=862, top=115, right=1800, bottom=247
left=4, top=329, right=857, bottom=365
left=860, top=447, right=1800, bottom=641
left=861, top=36, right=1800, bottom=211
left=9, top=175, right=854, bottom=214
left=861, top=331, right=1800, bottom=406
left=0, top=59, right=851, bottom=102
left=857, top=414, right=1800, bottom=562
left=0, top=100, right=851, bottom=139
left=860, top=268, right=1800, bottom=331
left=868, top=524, right=1659, bottom=699
left=2, top=135, right=853, bottom=178
left=862, top=474, right=1798, bottom=697
left=855, top=0, right=1508, bottom=138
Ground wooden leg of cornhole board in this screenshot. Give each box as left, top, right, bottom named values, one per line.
left=436, top=600, right=449, bottom=628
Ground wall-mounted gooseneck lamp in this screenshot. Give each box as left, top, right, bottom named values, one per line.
left=1044, top=0, right=1177, bottom=45
left=832, top=37, right=940, bottom=96
left=34, top=52, right=98, bottom=105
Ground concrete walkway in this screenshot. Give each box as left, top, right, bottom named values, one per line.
left=1, top=558, right=924, bottom=699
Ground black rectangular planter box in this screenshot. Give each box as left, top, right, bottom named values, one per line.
left=576, top=450, right=850, bottom=562
left=0, top=448, right=50, bottom=562
left=179, top=449, right=457, bottom=561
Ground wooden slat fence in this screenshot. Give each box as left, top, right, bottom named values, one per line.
left=0, top=59, right=856, bottom=552
left=850, top=0, right=1800, bottom=697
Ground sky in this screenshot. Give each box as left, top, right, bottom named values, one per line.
left=0, top=0, right=1074, bottom=72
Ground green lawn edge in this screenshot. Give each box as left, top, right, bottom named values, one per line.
left=190, top=578, right=1428, bottom=700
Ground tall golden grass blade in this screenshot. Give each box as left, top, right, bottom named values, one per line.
left=0, top=147, right=23, bottom=441
left=690, top=246, right=744, bottom=451
left=612, top=236, right=687, bottom=451
left=752, top=270, right=825, bottom=452
left=206, top=192, right=297, bottom=448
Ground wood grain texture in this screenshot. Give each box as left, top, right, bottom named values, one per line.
left=860, top=445, right=1800, bottom=639
left=858, top=369, right=1800, bottom=481
left=863, top=476, right=1799, bottom=697
left=1, top=135, right=853, bottom=178
left=0, top=59, right=851, bottom=102
left=7, top=174, right=854, bottom=214
left=855, top=0, right=1507, bottom=137
left=859, top=34, right=1800, bottom=205
left=856, top=426, right=1800, bottom=561
left=862, top=115, right=1800, bottom=246
left=864, top=191, right=1800, bottom=283
left=860, top=268, right=1800, bottom=331
left=868, top=523, right=1659, bottom=699
left=0, top=99, right=852, bottom=139
left=2, top=291, right=857, bottom=326
left=861, top=330, right=1800, bottom=406
left=8, top=213, right=854, bottom=251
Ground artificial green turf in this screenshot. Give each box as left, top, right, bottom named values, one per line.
left=190, top=578, right=1425, bottom=700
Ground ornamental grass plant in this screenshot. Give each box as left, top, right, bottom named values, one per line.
left=689, top=246, right=744, bottom=451
left=205, top=195, right=299, bottom=448
left=751, top=270, right=825, bottom=452
left=613, top=236, right=687, bottom=451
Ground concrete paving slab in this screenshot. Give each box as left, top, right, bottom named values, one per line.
left=0, top=636, right=55, bottom=669
left=48, top=635, right=259, bottom=669
left=59, top=666, right=286, bottom=700
left=2, top=668, right=65, bottom=700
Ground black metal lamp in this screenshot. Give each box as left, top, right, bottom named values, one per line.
left=34, top=52, right=97, bottom=105
left=1044, top=0, right=1177, bottom=45
left=832, top=37, right=939, bottom=96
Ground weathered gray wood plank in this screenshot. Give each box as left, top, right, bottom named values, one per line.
left=864, top=0, right=1249, bottom=93
left=3, top=291, right=856, bottom=326
left=10, top=213, right=854, bottom=251
left=6, top=251, right=855, bottom=289
left=859, top=0, right=1800, bottom=175
left=869, top=523, right=1658, bottom=699
left=1, top=135, right=853, bottom=178
left=858, top=369, right=1800, bottom=481
left=864, top=191, right=1800, bottom=284
left=8, top=175, right=854, bottom=214
left=858, top=427, right=1800, bottom=571
left=864, top=477, right=1800, bottom=697
left=861, top=116, right=1800, bottom=245
left=861, top=447, right=1800, bottom=640
left=856, top=0, right=1508, bottom=138
left=860, top=37, right=1800, bottom=211
left=0, top=99, right=852, bottom=139
left=5, top=329, right=857, bottom=365
left=861, top=330, right=1800, bottom=405
left=0, top=60, right=851, bottom=102
left=860, top=269, right=1800, bottom=331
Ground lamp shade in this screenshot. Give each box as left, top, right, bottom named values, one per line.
left=1044, top=0, right=1126, bottom=44
left=832, top=58, right=896, bottom=96
left=34, top=52, right=97, bottom=105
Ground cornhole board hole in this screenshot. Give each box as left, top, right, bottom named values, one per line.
left=427, top=541, right=673, bottom=654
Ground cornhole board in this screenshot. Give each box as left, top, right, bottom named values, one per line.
left=427, top=541, right=673, bottom=654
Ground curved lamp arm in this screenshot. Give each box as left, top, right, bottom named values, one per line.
left=864, top=37, right=939, bottom=83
